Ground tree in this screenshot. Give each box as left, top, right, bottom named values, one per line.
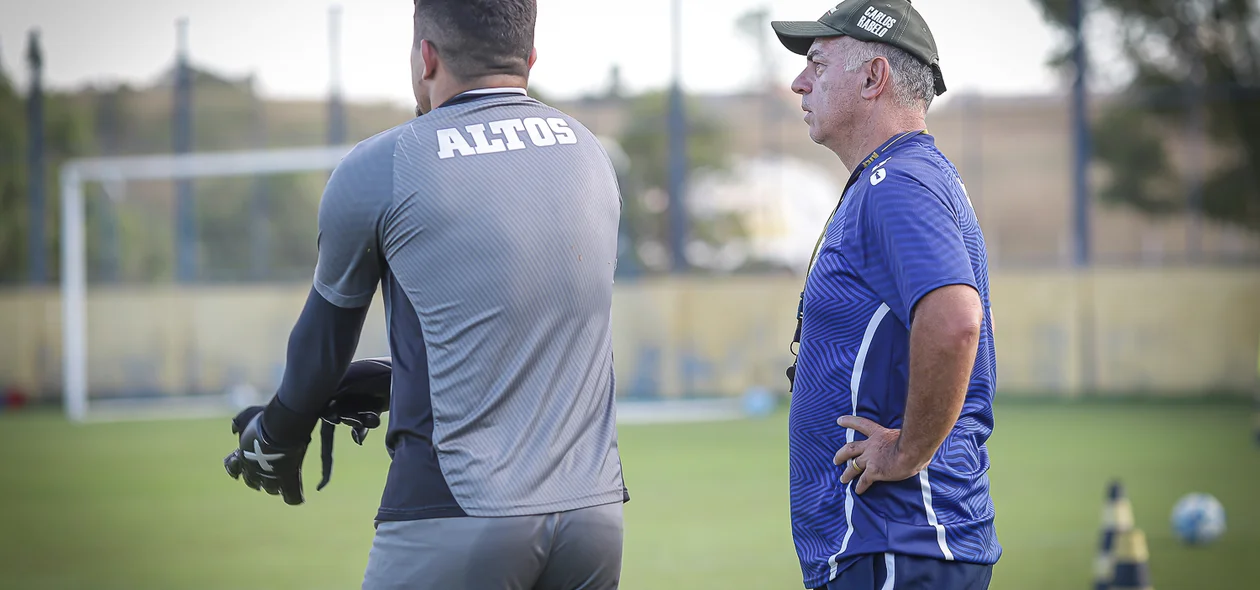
left=0, top=68, right=25, bottom=283
left=615, top=90, right=734, bottom=274
left=1033, top=0, right=1260, bottom=231
left=0, top=67, right=92, bottom=283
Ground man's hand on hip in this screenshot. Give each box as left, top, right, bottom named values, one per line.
left=833, top=415, right=926, bottom=495
left=223, top=406, right=309, bottom=506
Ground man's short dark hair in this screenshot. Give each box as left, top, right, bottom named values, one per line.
left=414, top=0, right=536, bottom=80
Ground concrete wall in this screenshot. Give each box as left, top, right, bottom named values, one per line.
left=2, top=269, right=1257, bottom=402
left=986, top=269, right=1260, bottom=395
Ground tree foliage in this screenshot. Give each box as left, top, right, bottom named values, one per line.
left=614, top=91, right=737, bottom=274
left=0, top=70, right=26, bottom=283
left=617, top=90, right=730, bottom=197
left=0, top=65, right=412, bottom=284
left=0, top=68, right=92, bottom=283
left=0, top=62, right=743, bottom=283
left=1033, top=0, right=1260, bottom=231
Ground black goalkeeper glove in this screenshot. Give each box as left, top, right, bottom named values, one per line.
left=223, top=405, right=310, bottom=506
left=319, top=357, right=391, bottom=443
left=315, top=357, right=392, bottom=491
left=222, top=357, right=393, bottom=502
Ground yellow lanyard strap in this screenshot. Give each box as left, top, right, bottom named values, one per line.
left=786, top=130, right=926, bottom=390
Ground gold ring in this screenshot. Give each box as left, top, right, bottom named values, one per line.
left=851, top=459, right=864, bottom=472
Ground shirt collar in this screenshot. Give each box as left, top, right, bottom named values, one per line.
left=842, top=130, right=929, bottom=193
left=438, top=87, right=530, bottom=109
left=859, top=130, right=927, bottom=170
left=461, top=87, right=528, bottom=96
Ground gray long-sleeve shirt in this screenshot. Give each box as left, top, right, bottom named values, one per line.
left=277, top=88, right=627, bottom=521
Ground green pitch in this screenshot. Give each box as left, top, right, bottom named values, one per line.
left=1, top=401, right=1257, bottom=589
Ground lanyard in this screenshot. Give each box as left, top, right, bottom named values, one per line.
left=785, top=130, right=926, bottom=392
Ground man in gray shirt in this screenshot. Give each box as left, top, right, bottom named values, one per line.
left=222, top=1, right=628, bottom=588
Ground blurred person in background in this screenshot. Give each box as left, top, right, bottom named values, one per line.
left=222, top=1, right=629, bottom=588
left=773, top=1, right=1000, bottom=588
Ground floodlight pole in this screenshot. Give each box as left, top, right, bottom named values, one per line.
left=1071, top=0, right=1090, bottom=268
left=1184, top=38, right=1206, bottom=263
left=174, top=18, right=197, bottom=282
left=1070, top=0, right=1096, bottom=396
left=667, top=0, right=689, bottom=273
left=248, top=75, right=270, bottom=280
left=328, top=5, right=347, bottom=146
left=27, top=30, right=46, bottom=284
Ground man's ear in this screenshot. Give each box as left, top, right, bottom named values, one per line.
left=528, top=47, right=538, bottom=70
left=861, top=56, right=892, bottom=100
left=420, top=39, right=440, bottom=81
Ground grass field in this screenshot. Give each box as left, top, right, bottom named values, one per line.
left=1, top=400, right=1258, bottom=589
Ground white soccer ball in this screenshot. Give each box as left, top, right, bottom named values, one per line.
left=1170, top=492, right=1226, bottom=545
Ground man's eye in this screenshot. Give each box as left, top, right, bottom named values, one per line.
left=814, top=63, right=825, bottom=75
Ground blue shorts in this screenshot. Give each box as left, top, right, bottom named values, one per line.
left=813, top=553, right=993, bottom=590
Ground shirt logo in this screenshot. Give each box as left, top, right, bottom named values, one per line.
left=436, top=117, right=578, bottom=159
left=857, top=6, right=897, bottom=38
left=243, top=440, right=285, bottom=472
left=869, top=157, right=892, bottom=186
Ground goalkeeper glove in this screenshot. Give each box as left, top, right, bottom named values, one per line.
left=315, top=357, right=392, bottom=490
left=223, top=357, right=393, bottom=501
left=223, top=404, right=310, bottom=506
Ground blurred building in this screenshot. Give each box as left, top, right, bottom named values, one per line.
left=557, top=90, right=1260, bottom=269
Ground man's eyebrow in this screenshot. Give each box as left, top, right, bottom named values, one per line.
left=807, top=48, right=823, bottom=62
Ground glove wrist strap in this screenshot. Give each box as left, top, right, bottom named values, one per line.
left=262, top=396, right=318, bottom=447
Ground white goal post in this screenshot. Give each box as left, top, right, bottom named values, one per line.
left=59, top=145, right=353, bottom=422
left=57, top=139, right=752, bottom=426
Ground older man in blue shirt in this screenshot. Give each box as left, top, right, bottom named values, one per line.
left=773, top=1, right=1002, bottom=588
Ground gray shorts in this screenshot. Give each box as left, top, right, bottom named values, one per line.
left=361, top=501, right=624, bottom=590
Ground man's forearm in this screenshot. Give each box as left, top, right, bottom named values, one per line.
left=896, top=286, right=982, bottom=471
left=261, top=286, right=370, bottom=445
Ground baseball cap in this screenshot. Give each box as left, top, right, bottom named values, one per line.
left=771, top=0, right=947, bottom=96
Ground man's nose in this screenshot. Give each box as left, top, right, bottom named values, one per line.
left=792, top=72, right=811, bottom=95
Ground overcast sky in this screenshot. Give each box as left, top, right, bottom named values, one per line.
left=1, top=0, right=1066, bottom=108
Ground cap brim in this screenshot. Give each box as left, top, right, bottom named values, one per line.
left=770, top=21, right=844, bottom=56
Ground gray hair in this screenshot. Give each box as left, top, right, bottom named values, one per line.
left=842, top=39, right=936, bottom=112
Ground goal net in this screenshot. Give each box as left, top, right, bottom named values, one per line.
left=58, top=145, right=394, bottom=422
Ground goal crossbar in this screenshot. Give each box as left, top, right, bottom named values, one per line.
left=59, top=145, right=354, bottom=422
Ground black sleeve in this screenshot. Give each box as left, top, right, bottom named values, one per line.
left=261, top=286, right=371, bottom=446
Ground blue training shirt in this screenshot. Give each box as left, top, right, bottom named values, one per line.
left=789, top=132, right=1000, bottom=588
